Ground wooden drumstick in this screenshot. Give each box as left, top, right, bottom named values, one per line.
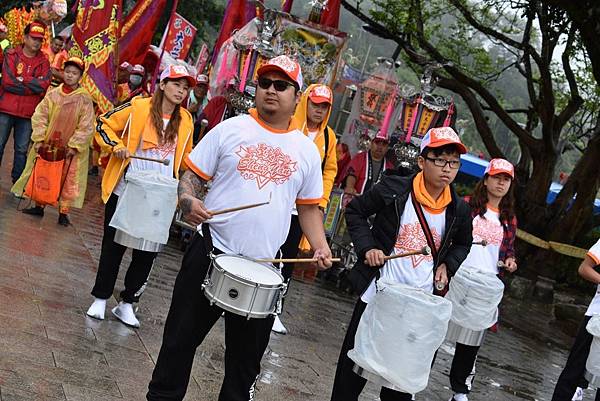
left=473, top=240, right=488, bottom=246
left=128, top=155, right=170, bottom=166
left=361, top=246, right=431, bottom=264
left=209, top=193, right=271, bottom=216
left=256, top=257, right=342, bottom=263
left=382, top=246, right=431, bottom=261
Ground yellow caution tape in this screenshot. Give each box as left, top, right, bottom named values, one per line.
left=516, top=228, right=587, bottom=259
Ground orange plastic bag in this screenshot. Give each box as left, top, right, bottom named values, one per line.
left=24, top=156, right=65, bottom=206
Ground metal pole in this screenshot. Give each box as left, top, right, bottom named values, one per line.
left=360, top=43, right=372, bottom=76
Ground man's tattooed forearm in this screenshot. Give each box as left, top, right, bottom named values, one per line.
left=178, top=170, right=208, bottom=210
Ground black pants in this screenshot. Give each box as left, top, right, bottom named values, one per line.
left=552, top=315, right=600, bottom=401
left=91, top=194, right=158, bottom=303
left=330, top=300, right=413, bottom=401
left=449, top=343, right=480, bottom=394
left=147, top=233, right=275, bottom=401
left=279, top=215, right=303, bottom=309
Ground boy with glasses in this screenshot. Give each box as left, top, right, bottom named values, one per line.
left=330, top=127, right=473, bottom=401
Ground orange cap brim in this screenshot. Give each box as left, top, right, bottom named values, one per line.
left=256, top=64, right=298, bottom=88
left=309, top=95, right=331, bottom=105
left=427, top=139, right=468, bottom=154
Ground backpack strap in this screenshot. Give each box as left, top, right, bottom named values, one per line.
left=321, top=126, right=330, bottom=172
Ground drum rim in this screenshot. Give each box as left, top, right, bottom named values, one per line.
left=211, top=254, right=284, bottom=287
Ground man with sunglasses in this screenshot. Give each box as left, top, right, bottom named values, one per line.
left=330, top=127, right=473, bottom=401
left=147, top=55, right=333, bottom=401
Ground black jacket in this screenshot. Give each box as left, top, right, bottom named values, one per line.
left=345, top=172, right=473, bottom=294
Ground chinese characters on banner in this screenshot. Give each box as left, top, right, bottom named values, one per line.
left=161, top=13, right=197, bottom=60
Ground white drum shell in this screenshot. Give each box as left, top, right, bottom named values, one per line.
left=203, top=255, right=284, bottom=319
left=109, top=170, right=178, bottom=244
left=586, top=315, right=600, bottom=382
left=445, top=320, right=486, bottom=346
left=446, top=266, right=504, bottom=331
left=348, top=279, right=452, bottom=394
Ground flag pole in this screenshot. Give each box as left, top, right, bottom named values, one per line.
left=151, top=0, right=179, bottom=94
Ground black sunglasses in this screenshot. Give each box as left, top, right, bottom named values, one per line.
left=257, top=77, right=296, bottom=92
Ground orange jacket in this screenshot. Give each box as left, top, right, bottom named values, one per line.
left=95, top=96, right=194, bottom=203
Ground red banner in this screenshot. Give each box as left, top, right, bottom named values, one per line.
left=119, top=0, right=167, bottom=66
left=70, top=0, right=121, bottom=113
left=194, top=42, right=209, bottom=73
left=320, top=0, right=341, bottom=29
left=161, top=13, right=197, bottom=61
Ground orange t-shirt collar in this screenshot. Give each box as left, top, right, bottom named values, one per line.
left=412, top=172, right=452, bottom=213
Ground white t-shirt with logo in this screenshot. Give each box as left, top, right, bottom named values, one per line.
left=361, top=197, right=446, bottom=303
left=461, top=207, right=503, bottom=275
left=585, top=239, right=600, bottom=316
left=186, top=114, right=323, bottom=259
left=114, top=118, right=175, bottom=196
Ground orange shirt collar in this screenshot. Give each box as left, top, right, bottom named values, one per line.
left=412, top=172, right=452, bottom=213
left=248, top=108, right=294, bottom=134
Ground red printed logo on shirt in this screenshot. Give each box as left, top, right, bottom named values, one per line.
left=395, top=222, right=441, bottom=268
left=236, top=143, right=297, bottom=189
left=472, top=217, right=503, bottom=246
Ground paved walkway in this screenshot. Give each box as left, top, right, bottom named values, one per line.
left=0, top=149, right=585, bottom=401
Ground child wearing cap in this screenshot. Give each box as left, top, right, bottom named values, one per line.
left=12, top=56, right=94, bottom=226
left=331, top=127, right=473, bottom=401
left=444, top=158, right=518, bottom=401
left=86, top=64, right=195, bottom=328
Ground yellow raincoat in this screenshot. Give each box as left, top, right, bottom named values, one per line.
left=291, top=84, right=338, bottom=251
left=12, top=84, right=95, bottom=209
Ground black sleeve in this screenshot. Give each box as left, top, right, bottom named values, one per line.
left=442, top=201, right=473, bottom=275
left=345, top=178, right=390, bottom=258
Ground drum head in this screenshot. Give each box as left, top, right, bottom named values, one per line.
left=214, top=255, right=283, bottom=285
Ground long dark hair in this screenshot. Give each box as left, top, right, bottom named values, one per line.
left=149, top=81, right=182, bottom=145
left=469, top=174, right=516, bottom=223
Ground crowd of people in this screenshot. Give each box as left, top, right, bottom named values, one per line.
left=0, top=18, right=598, bottom=401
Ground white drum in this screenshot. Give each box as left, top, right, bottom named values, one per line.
left=445, top=266, right=504, bottom=332
left=110, top=170, right=179, bottom=250
left=202, top=255, right=285, bottom=319
left=348, top=279, right=453, bottom=394
left=585, top=315, right=600, bottom=388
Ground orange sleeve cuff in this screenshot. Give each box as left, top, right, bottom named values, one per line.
left=588, top=251, right=600, bottom=265
left=185, top=156, right=212, bottom=181
left=296, top=198, right=322, bottom=205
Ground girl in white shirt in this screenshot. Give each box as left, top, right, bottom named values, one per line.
left=447, top=158, right=518, bottom=401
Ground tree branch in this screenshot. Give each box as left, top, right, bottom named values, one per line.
left=556, top=25, right=584, bottom=132
left=447, top=0, right=543, bottom=66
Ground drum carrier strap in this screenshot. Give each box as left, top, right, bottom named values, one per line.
left=321, top=127, right=330, bottom=172
left=201, top=223, right=214, bottom=254
left=410, top=190, right=445, bottom=296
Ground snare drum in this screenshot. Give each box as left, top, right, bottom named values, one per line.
left=202, top=254, right=285, bottom=319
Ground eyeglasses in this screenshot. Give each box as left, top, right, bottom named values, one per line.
left=425, top=156, right=461, bottom=169
left=257, top=77, right=296, bottom=92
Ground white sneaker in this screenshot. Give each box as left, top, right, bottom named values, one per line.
left=86, top=298, right=107, bottom=320
left=572, top=387, right=584, bottom=401
left=111, top=302, right=140, bottom=328
left=450, top=394, right=468, bottom=401
left=271, top=315, right=287, bottom=334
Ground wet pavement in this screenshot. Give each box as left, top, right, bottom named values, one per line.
left=0, top=149, right=588, bottom=401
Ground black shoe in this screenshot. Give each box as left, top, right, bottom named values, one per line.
left=58, top=213, right=70, bottom=226
left=22, top=206, right=44, bottom=217
left=88, top=166, right=99, bottom=176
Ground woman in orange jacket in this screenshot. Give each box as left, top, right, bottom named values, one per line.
left=86, top=65, right=195, bottom=328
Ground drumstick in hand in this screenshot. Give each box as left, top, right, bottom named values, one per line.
left=363, top=246, right=431, bottom=264
left=256, top=257, right=342, bottom=264
left=473, top=240, right=488, bottom=246
left=128, top=155, right=170, bottom=166
left=209, top=193, right=271, bottom=216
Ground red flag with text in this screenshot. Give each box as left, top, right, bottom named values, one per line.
left=161, top=13, right=197, bottom=61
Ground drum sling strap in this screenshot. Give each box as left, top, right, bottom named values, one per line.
left=410, top=190, right=446, bottom=296
left=201, top=223, right=214, bottom=253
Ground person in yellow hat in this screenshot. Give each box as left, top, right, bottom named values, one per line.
left=269, top=84, right=338, bottom=334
